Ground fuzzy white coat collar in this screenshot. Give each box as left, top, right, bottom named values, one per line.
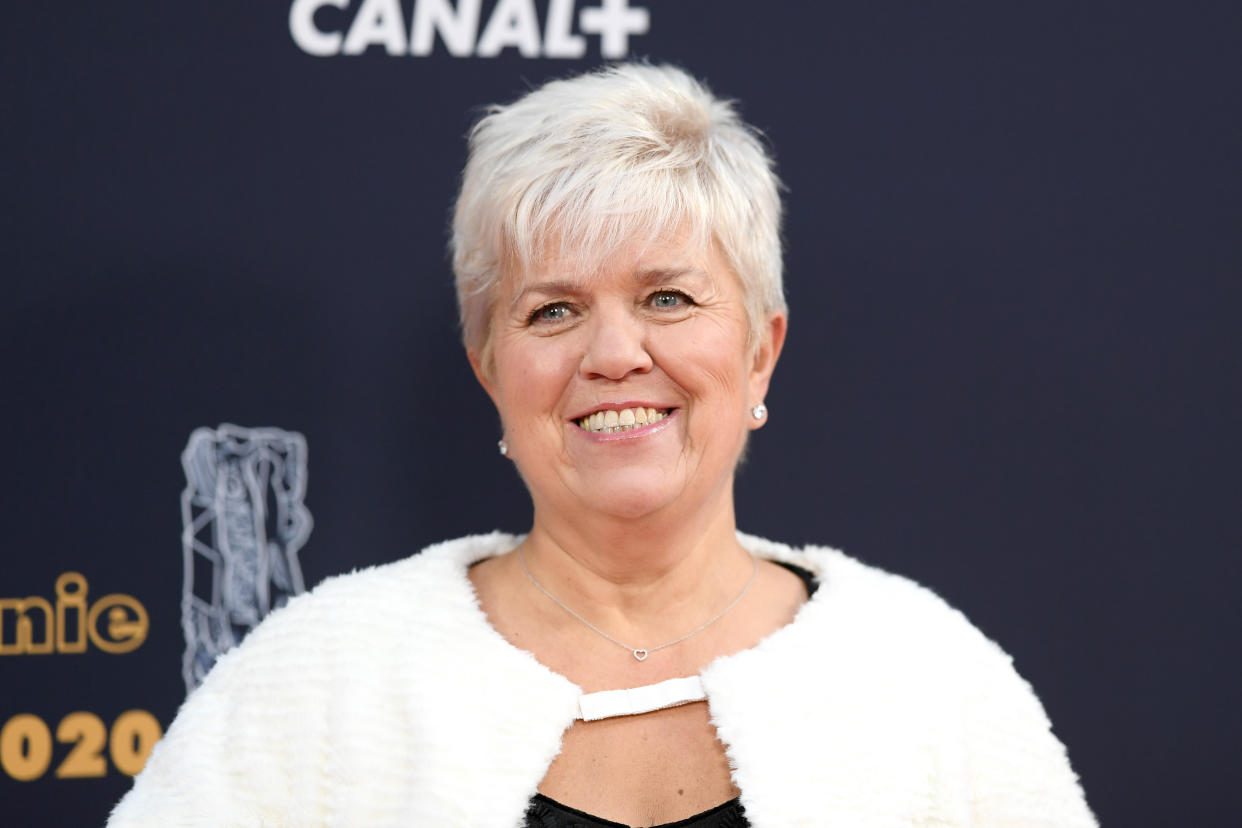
left=110, top=532, right=1095, bottom=827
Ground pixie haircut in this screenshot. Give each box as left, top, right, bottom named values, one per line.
left=451, top=63, right=785, bottom=363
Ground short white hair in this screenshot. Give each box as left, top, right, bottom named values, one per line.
left=451, top=63, right=785, bottom=363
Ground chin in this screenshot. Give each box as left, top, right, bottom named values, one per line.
left=575, top=478, right=683, bottom=522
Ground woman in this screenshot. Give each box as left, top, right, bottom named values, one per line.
left=110, top=64, right=1095, bottom=827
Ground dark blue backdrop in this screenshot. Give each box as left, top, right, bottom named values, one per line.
left=3, top=2, right=1239, bottom=824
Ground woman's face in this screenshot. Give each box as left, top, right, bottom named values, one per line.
left=472, top=235, right=785, bottom=524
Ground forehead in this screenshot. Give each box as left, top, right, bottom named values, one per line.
left=502, top=233, right=728, bottom=302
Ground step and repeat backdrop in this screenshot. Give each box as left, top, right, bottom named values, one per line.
left=3, top=2, right=1239, bottom=825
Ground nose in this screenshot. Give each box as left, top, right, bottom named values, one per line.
left=579, top=305, right=653, bottom=380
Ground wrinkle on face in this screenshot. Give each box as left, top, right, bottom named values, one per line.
left=472, top=232, right=781, bottom=526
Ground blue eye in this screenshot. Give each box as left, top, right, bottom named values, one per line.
left=530, top=302, right=571, bottom=323
left=650, top=290, right=690, bottom=309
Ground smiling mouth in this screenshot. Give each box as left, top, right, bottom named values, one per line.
left=576, top=407, right=672, bottom=434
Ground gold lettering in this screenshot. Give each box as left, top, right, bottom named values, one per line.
left=55, top=572, right=88, bottom=653
left=0, top=574, right=148, bottom=655
left=55, top=712, right=108, bottom=778
left=0, top=710, right=164, bottom=781
left=0, top=714, right=53, bottom=782
left=0, top=597, right=54, bottom=655
left=86, top=594, right=148, bottom=654
left=110, top=710, right=163, bottom=776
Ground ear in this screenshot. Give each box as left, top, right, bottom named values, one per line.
left=748, top=311, right=787, bottom=426
left=467, top=348, right=500, bottom=409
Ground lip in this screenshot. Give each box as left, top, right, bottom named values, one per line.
left=568, top=406, right=679, bottom=442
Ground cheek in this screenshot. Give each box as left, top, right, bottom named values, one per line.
left=494, top=342, right=577, bottom=422
left=658, top=324, right=753, bottom=408
left=669, top=350, right=752, bottom=469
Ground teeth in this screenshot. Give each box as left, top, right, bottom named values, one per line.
left=577, top=407, right=669, bottom=433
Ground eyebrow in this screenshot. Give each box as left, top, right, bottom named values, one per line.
left=511, top=267, right=709, bottom=306
left=636, top=266, right=708, bottom=285
left=511, top=280, right=582, bottom=306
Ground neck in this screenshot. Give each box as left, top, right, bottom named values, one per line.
left=519, top=480, right=751, bottom=624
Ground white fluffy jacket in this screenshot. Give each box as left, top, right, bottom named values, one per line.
left=110, top=533, right=1096, bottom=827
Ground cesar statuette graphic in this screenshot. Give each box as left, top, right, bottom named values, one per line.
left=180, top=424, right=313, bottom=693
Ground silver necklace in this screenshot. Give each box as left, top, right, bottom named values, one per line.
left=517, top=547, right=758, bottom=661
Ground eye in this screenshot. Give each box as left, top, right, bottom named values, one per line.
left=528, top=301, right=574, bottom=324
left=648, top=290, right=693, bottom=310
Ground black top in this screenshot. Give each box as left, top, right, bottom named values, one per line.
left=521, top=561, right=817, bottom=828
left=524, top=794, right=749, bottom=828
left=774, top=559, right=820, bottom=598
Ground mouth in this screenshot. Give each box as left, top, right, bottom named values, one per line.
left=573, top=406, right=673, bottom=434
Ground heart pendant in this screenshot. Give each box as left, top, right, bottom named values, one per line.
left=632, top=649, right=649, bottom=661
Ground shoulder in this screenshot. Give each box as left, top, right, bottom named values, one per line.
left=109, top=532, right=525, bottom=825
left=285, top=530, right=519, bottom=605
left=199, top=531, right=519, bottom=682
left=146, top=531, right=522, bottom=752
left=726, top=535, right=1095, bottom=824
left=740, top=531, right=1007, bottom=671
left=228, top=532, right=515, bottom=633
left=735, top=532, right=1049, bottom=720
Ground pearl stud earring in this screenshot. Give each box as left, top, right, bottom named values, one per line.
left=751, top=403, right=767, bottom=420
left=497, top=439, right=509, bottom=456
